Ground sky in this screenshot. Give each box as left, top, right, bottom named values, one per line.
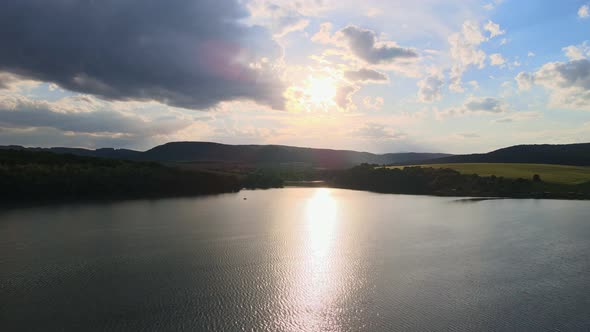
left=0, top=0, right=589, bottom=154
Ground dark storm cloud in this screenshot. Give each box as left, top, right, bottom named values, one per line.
left=0, top=0, right=285, bottom=110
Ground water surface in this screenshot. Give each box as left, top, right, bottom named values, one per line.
left=1, top=188, right=589, bottom=331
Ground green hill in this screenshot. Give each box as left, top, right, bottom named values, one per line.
left=413, top=143, right=590, bottom=166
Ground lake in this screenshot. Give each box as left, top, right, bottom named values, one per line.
left=1, top=188, right=590, bottom=331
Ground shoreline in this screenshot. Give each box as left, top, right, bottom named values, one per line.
left=3, top=185, right=587, bottom=211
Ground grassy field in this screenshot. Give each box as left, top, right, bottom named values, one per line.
left=387, top=163, right=590, bottom=185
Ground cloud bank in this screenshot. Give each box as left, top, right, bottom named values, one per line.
left=0, top=0, right=286, bottom=110
left=0, top=95, right=190, bottom=136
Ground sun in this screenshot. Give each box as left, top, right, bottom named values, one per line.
left=303, top=76, right=338, bottom=110
left=306, top=76, right=337, bottom=105
left=284, top=74, right=341, bottom=112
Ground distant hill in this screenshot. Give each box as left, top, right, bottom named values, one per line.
left=0, top=145, right=141, bottom=160
left=141, top=142, right=450, bottom=168
left=0, top=142, right=451, bottom=169
left=411, top=143, right=590, bottom=166
left=4, top=142, right=590, bottom=168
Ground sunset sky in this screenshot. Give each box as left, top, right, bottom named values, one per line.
left=1, top=0, right=589, bottom=153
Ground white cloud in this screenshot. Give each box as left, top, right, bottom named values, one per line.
left=448, top=21, right=487, bottom=92
left=365, top=7, right=382, bottom=17
left=0, top=72, right=41, bottom=92
left=417, top=74, right=444, bottom=102
left=438, top=96, right=508, bottom=117
left=275, top=15, right=310, bottom=37
left=0, top=94, right=191, bottom=137
left=363, top=96, right=384, bottom=111
left=516, top=58, right=590, bottom=110
left=483, top=0, right=504, bottom=11
left=311, top=23, right=422, bottom=77
left=528, top=51, right=536, bottom=57
left=352, top=122, right=406, bottom=140
left=312, top=24, right=418, bottom=64
left=578, top=4, right=589, bottom=18
left=515, top=72, right=534, bottom=90
left=499, top=81, right=514, bottom=97
left=494, top=111, right=542, bottom=123
left=344, top=68, right=388, bottom=82
left=490, top=53, right=506, bottom=66
left=456, top=132, right=480, bottom=139
left=463, top=96, right=507, bottom=113
left=484, top=20, right=505, bottom=38
left=339, top=25, right=419, bottom=64
left=311, top=22, right=336, bottom=44
left=247, top=1, right=311, bottom=37
left=462, top=21, right=487, bottom=44
left=213, top=122, right=277, bottom=140
left=334, top=84, right=360, bottom=110
left=563, top=42, right=590, bottom=60
left=248, top=0, right=329, bottom=19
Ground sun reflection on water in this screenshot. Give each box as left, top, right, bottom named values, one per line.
left=306, top=188, right=338, bottom=259
left=289, top=188, right=343, bottom=331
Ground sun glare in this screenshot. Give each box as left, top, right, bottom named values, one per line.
left=307, top=77, right=337, bottom=104
left=306, top=188, right=338, bottom=257
left=301, top=76, right=338, bottom=111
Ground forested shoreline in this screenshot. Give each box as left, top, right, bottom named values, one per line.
left=2, top=150, right=589, bottom=204
left=0, top=150, right=242, bottom=202
left=327, top=164, right=590, bottom=200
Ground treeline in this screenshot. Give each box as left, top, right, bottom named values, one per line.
left=241, top=170, right=284, bottom=189
left=240, top=165, right=320, bottom=188
left=0, top=149, right=242, bottom=202
left=328, top=164, right=590, bottom=199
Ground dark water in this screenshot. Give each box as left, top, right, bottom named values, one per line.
left=1, top=188, right=590, bottom=331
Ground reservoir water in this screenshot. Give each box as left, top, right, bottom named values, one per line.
left=1, top=188, right=589, bottom=331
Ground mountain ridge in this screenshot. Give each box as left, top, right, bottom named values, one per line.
left=0, top=141, right=450, bottom=169
left=410, top=143, right=590, bottom=166
left=3, top=141, right=590, bottom=168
